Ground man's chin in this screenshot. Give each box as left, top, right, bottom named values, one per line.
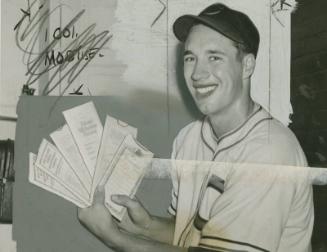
left=196, top=104, right=212, bottom=116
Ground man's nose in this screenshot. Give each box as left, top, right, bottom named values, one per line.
left=191, top=61, right=209, bottom=81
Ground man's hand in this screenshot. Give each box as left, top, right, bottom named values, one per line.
left=111, top=195, right=153, bottom=236
left=77, top=186, right=120, bottom=243
left=112, top=195, right=175, bottom=244
left=77, top=189, right=181, bottom=251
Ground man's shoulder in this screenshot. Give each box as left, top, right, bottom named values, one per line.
left=171, top=119, right=204, bottom=158
left=243, top=117, right=307, bottom=166
left=175, top=119, right=203, bottom=139
left=252, top=117, right=300, bottom=148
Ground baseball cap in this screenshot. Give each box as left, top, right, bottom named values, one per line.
left=173, top=3, right=260, bottom=57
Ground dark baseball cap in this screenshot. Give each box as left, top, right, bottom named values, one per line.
left=173, top=3, right=260, bottom=57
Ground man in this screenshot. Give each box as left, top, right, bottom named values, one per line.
left=78, top=3, right=313, bottom=252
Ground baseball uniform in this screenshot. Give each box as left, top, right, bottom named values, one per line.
left=169, top=105, right=313, bottom=252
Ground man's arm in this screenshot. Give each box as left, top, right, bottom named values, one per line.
left=99, top=225, right=188, bottom=252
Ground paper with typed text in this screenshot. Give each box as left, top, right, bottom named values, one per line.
left=63, top=102, right=103, bottom=177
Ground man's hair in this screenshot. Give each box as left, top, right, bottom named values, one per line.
left=233, top=41, right=253, bottom=59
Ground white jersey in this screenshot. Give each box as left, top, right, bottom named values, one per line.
left=169, top=105, right=313, bottom=252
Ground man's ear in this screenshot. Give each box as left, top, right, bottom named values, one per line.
left=242, top=54, right=256, bottom=79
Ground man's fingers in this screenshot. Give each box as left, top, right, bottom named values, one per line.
left=111, top=195, right=137, bottom=209
left=77, top=207, right=88, bottom=223
left=93, top=185, right=105, bottom=204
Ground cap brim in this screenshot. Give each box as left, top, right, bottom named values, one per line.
left=173, top=14, right=243, bottom=44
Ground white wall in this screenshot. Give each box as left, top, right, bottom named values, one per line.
left=1, top=0, right=293, bottom=123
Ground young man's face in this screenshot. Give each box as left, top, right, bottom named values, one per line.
left=183, top=24, right=245, bottom=117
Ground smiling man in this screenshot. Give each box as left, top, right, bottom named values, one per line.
left=182, top=23, right=256, bottom=137
left=78, top=3, right=313, bottom=252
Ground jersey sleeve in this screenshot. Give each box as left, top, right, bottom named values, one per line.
left=276, top=168, right=314, bottom=252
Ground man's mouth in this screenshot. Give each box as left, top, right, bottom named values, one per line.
left=194, top=85, right=218, bottom=96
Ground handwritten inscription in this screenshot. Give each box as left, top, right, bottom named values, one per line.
left=69, top=84, right=84, bottom=95
left=21, top=84, right=36, bottom=95
left=271, top=0, right=296, bottom=27
left=151, top=0, right=166, bottom=27
left=44, top=48, right=103, bottom=66
left=271, top=0, right=293, bottom=11
left=14, top=0, right=112, bottom=95
left=48, top=26, right=79, bottom=41
left=43, top=26, right=105, bottom=66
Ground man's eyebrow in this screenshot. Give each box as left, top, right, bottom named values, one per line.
left=183, top=49, right=227, bottom=56
left=184, top=50, right=193, bottom=56
left=206, top=49, right=226, bottom=55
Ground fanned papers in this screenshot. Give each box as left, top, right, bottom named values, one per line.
left=102, top=134, right=152, bottom=220
left=91, top=115, right=138, bottom=201
left=28, top=153, right=87, bottom=208
left=29, top=102, right=153, bottom=221
left=50, top=124, right=92, bottom=194
left=63, top=101, right=103, bottom=177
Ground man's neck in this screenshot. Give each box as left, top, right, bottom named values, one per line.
left=208, top=99, right=256, bottom=139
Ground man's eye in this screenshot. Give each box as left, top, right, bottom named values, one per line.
left=209, top=56, right=222, bottom=61
left=184, top=56, right=195, bottom=62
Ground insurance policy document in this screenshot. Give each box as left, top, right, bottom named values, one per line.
left=102, top=134, right=153, bottom=221
left=63, top=102, right=103, bottom=177
left=35, top=139, right=89, bottom=204
left=29, top=153, right=87, bottom=207
left=91, top=115, right=138, bottom=199
left=50, top=124, right=92, bottom=194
